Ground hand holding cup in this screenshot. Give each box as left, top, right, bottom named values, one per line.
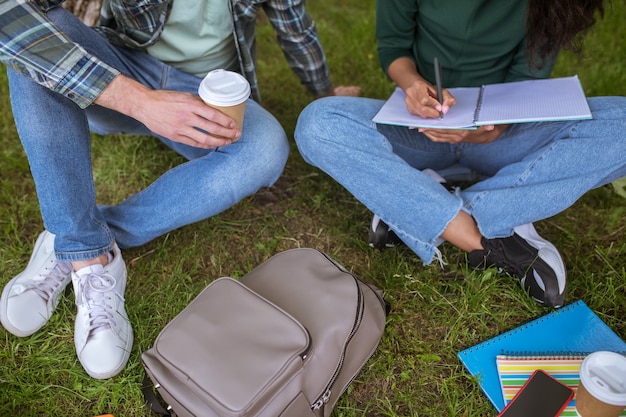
left=198, top=69, right=250, bottom=141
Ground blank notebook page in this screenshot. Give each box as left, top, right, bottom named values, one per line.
left=476, top=76, right=592, bottom=125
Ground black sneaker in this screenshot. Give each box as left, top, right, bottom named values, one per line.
left=368, top=169, right=454, bottom=249
left=369, top=215, right=404, bottom=249
left=467, top=223, right=566, bottom=308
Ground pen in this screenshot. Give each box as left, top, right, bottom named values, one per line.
left=433, top=57, right=444, bottom=119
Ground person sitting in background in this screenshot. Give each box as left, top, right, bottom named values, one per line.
left=294, top=0, right=626, bottom=308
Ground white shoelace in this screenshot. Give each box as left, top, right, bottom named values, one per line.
left=12, top=260, right=72, bottom=301
left=77, top=272, right=123, bottom=336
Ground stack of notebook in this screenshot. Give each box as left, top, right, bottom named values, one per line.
left=457, top=300, right=626, bottom=414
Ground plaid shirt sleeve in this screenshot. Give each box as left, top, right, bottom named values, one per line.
left=240, top=0, right=332, bottom=97
left=0, top=0, right=119, bottom=109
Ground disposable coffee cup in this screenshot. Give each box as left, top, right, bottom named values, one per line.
left=198, top=69, right=250, bottom=139
left=576, top=351, right=626, bottom=417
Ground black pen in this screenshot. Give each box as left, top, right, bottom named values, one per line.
left=433, top=57, right=444, bottom=119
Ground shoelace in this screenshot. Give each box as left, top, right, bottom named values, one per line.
left=77, top=272, right=123, bottom=336
left=486, top=251, right=524, bottom=278
left=12, top=260, right=72, bottom=301
left=483, top=237, right=534, bottom=279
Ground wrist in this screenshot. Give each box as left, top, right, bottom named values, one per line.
left=95, top=75, right=151, bottom=119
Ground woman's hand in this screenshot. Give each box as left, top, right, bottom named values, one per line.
left=419, top=124, right=510, bottom=144
left=387, top=57, right=456, bottom=119
left=404, top=79, right=456, bottom=119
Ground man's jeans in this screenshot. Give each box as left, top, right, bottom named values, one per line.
left=7, top=8, right=289, bottom=262
left=294, top=96, right=626, bottom=264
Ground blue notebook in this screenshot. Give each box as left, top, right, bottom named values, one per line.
left=458, top=300, right=626, bottom=411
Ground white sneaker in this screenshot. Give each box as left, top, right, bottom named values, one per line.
left=513, top=223, right=567, bottom=307
left=1, top=231, right=72, bottom=337
left=73, top=244, right=133, bottom=379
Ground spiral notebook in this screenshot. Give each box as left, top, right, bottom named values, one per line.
left=496, top=354, right=626, bottom=417
left=457, top=300, right=626, bottom=411
left=372, top=75, right=592, bottom=130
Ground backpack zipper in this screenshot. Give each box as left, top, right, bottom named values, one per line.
left=310, top=272, right=365, bottom=411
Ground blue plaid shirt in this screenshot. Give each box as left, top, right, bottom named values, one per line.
left=0, top=0, right=332, bottom=108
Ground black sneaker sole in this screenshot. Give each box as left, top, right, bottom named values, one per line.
left=368, top=216, right=403, bottom=249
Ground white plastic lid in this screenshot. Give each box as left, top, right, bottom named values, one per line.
left=198, top=69, right=250, bottom=106
left=579, top=351, right=626, bottom=406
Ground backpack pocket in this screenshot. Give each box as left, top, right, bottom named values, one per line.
left=142, top=277, right=311, bottom=417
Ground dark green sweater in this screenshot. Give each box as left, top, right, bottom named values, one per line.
left=376, top=0, right=555, bottom=88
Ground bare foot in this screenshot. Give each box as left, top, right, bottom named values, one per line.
left=333, top=85, right=362, bottom=97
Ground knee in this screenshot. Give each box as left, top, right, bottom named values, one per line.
left=248, top=121, right=290, bottom=184
left=588, top=96, right=626, bottom=120
left=267, top=128, right=290, bottom=175
left=295, top=97, right=343, bottom=137
left=294, top=97, right=342, bottom=161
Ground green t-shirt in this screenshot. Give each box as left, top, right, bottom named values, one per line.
left=147, top=0, right=239, bottom=78
left=376, top=0, right=554, bottom=88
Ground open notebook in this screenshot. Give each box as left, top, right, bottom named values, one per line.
left=372, top=75, right=592, bottom=129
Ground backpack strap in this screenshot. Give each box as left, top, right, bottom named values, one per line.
left=142, top=372, right=172, bottom=416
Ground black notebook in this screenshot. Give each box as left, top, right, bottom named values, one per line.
left=373, top=75, right=592, bottom=129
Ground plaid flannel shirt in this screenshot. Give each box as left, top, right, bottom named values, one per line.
left=0, top=0, right=331, bottom=109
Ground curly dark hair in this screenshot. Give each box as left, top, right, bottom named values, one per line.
left=526, top=0, right=606, bottom=65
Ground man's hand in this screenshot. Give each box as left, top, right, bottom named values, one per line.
left=419, top=124, right=509, bottom=144
left=95, top=75, right=241, bottom=148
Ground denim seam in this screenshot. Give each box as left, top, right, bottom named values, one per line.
left=56, top=184, right=115, bottom=262
left=398, top=196, right=462, bottom=265
left=160, top=64, right=170, bottom=90
left=56, top=243, right=114, bottom=262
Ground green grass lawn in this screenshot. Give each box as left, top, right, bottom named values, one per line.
left=1, top=1, right=625, bottom=416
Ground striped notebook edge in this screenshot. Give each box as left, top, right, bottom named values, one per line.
left=496, top=354, right=626, bottom=417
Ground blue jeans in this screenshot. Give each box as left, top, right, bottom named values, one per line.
left=294, top=96, right=626, bottom=264
left=7, top=8, right=289, bottom=262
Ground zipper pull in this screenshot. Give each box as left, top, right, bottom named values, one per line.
left=311, top=389, right=331, bottom=410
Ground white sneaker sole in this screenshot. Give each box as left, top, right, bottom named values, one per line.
left=513, top=223, right=567, bottom=296
left=0, top=231, right=71, bottom=336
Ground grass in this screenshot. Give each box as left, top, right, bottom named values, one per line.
left=1, top=1, right=625, bottom=416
